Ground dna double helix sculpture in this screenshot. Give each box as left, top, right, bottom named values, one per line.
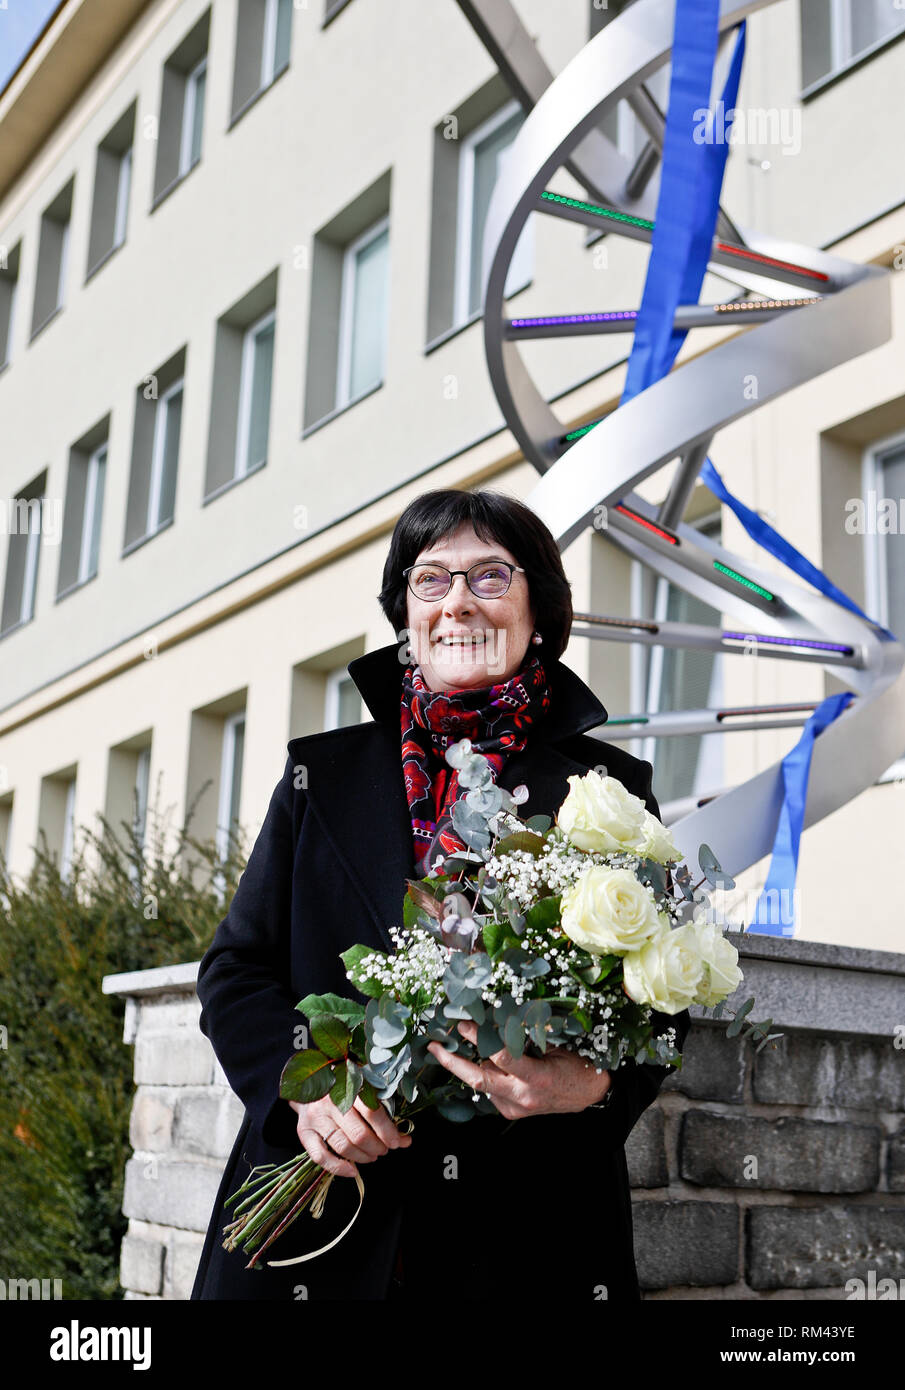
left=455, top=0, right=905, bottom=930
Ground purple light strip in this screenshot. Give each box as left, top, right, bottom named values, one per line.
left=723, top=631, right=853, bottom=654
left=510, top=310, right=638, bottom=328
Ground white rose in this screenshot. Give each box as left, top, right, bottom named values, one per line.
left=637, top=810, right=681, bottom=865
left=557, top=769, right=649, bottom=854
left=688, top=919, right=743, bottom=1006
left=622, top=923, right=705, bottom=1015
left=560, top=865, right=666, bottom=955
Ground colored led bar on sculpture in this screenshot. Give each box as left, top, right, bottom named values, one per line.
left=723, top=631, right=853, bottom=655
left=539, top=190, right=827, bottom=282
left=712, top=560, right=775, bottom=602
left=716, top=703, right=819, bottom=721
left=539, top=190, right=654, bottom=232
left=510, top=310, right=638, bottom=328
left=713, top=296, right=822, bottom=313
left=613, top=503, right=679, bottom=545
left=572, top=612, right=659, bottom=633
left=715, top=240, right=830, bottom=283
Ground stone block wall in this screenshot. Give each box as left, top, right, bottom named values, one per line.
left=104, top=935, right=905, bottom=1299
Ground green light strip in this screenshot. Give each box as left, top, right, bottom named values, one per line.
left=564, top=421, right=600, bottom=441
left=540, top=191, right=655, bottom=233
left=713, top=560, right=774, bottom=602
left=606, top=717, right=649, bottom=726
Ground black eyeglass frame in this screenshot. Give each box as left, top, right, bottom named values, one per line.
left=402, top=561, right=526, bottom=600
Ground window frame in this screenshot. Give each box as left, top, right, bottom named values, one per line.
left=76, top=442, right=107, bottom=584
left=216, top=711, right=246, bottom=862
left=60, top=777, right=76, bottom=884
left=453, top=99, right=533, bottom=327
left=336, top=214, right=390, bottom=410
left=800, top=0, right=905, bottom=97
left=261, top=0, right=292, bottom=88
left=632, top=511, right=725, bottom=798
left=18, top=498, right=43, bottom=627
left=234, top=308, right=276, bottom=480
left=147, top=376, right=184, bottom=534
left=179, top=54, right=207, bottom=177
left=324, top=666, right=363, bottom=730
left=862, top=428, right=905, bottom=783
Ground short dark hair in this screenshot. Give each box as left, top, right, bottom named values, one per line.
left=378, top=488, right=573, bottom=659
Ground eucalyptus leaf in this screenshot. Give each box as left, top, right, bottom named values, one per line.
left=503, top=1013, right=525, bottom=1059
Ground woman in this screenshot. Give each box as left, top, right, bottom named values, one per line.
left=190, top=488, right=690, bottom=1302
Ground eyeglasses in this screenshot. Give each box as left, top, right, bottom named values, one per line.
left=403, top=560, right=525, bottom=601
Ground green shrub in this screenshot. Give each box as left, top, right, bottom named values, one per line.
left=0, top=777, right=250, bottom=1299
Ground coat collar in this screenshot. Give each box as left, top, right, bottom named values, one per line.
left=346, top=641, right=608, bottom=741
left=288, top=644, right=609, bottom=955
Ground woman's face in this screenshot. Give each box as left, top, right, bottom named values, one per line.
left=404, top=522, right=536, bottom=692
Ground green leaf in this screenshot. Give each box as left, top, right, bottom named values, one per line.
left=503, top=1014, right=525, bottom=1059
left=525, top=815, right=552, bottom=834
left=358, top=1079, right=381, bottom=1109
left=330, top=1060, right=363, bottom=1114
left=309, top=1014, right=352, bottom=1060
left=523, top=895, right=562, bottom=934
left=494, top=830, right=546, bottom=857
left=278, top=1049, right=336, bottom=1103
left=476, top=1020, right=503, bottom=1056
left=482, top=919, right=521, bottom=960
left=297, top=991, right=366, bottom=1026
left=725, top=997, right=755, bottom=1037
left=339, top=944, right=387, bottom=998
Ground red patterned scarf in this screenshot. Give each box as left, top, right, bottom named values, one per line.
left=400, top=654, right=551, bottom=875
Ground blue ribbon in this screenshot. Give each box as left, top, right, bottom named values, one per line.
left=749, top=691, right=854, bottom=934
left=614, top=1, right=876, bottom=936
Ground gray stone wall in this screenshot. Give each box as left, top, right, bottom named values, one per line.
left=103, top=935, right=905, bottom=1299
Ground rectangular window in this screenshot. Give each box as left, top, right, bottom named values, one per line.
left=59, top=431, right=108, bottom=595
left=236, top=309, right=276, bottom=476
left=864, top=433, right=905, bottom=779
left=153, top=11, right=210, bottom=203
left=31, top=178, right=73, bottom=338
left=231, top=0, right=292, bottom=122
left=324, top=668, right=363, bottom=729
left=633, top=514, right=725, bottom=807
left=217, top=711, right=246, bottom=862
left=38, top=769, right=77, bottom=884
left=337, top=218, right=389, bottom=408
left=86, top=104, right=135, bottom=276
left=60, top=777, right=76, bottom=883
left=800, top=0, right=905, bottom=89
left=205, top=272, right=277, bottom=496
left=181, top=56, right=207, bottom=175
left=1, top=474, right=46, bottom=635
left=303, top=171, right=391, bottom=430
left=0, top=793, right=12, bottom=871
left=0, top=241, right=21, bottom=371
left=455, top=101, right=533, bottom=325
left=124, top=351, right=186, bottom=550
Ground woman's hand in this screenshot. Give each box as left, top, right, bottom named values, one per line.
left=427, top=1020, right=611, bottom=1119
left=288, top=1094, right=412, bottom=1178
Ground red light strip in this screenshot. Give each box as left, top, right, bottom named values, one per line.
left=613, top=504, right=679, bottom=545
left=715, top=242, right=829, bottom=283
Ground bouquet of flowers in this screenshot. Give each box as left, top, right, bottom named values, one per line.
left=222, top=739, right=778, bottom=1269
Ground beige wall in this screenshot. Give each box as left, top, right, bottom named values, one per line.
left=1, top=0, right=904, bottom=951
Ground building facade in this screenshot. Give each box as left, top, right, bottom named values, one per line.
left=1, top=0, right=904, bottom=948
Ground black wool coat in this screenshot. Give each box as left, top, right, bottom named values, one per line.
left=190, top=642, right=691, bottom=1302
